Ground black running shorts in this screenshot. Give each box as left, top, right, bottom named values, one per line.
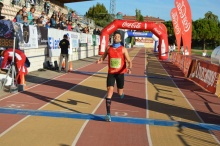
left=107, top=73, right=124, bottom=89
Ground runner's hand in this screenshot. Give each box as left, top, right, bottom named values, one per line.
left=127, top=68, right=131, bottom=74
left=96, top=59, right=102, bottom=64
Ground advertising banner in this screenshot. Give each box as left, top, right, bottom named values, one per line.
left=70, top=32, right=80, bottom=49
left=189, top=60, right=220, bottom=93
left=80, top=33, right=87, bottom=44
left=48, top=28, right=62, bottom=56
left=13, top=23, right=38, bottom=49
left=37, top=26, right=48, bottom=46
left=170, top=8, right=182, bottom=52
left=87, top=34, right=93, bottom=46
left=96, top=35, right=100, bottom=45
left=0, top=20, right=14, bottom=48
left=175, top=0, right=192, bottom=54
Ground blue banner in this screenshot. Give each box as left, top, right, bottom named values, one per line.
left=127, top=31, right=153, bottom=37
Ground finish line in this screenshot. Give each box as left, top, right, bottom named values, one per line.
left=0, top=107, right=220, bottom=131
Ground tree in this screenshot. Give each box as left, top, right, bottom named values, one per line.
left=85, top=3, right=112, bottom=27
left=135, top=9, right=144, bottom=21
left=193, top=18, right=219, bottom=50
left=204, top=11, right=219, bottom=23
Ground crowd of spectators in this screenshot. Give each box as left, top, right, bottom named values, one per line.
left=0, top=0, right=102, bottom=35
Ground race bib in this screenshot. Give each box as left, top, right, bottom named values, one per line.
left=110, top=58, right=121, bottom=68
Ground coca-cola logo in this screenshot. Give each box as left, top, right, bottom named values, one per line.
left=176, top=0, right=191, bottom=32
left=107, top=24, right=115, bottom=32
left=171, top=11, right=181, bottom=34
left=122, top=21, right=141, bottom=29
left=153, top=28, right=162, bottom=35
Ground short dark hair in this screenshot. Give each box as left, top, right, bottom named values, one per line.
left=113, top=30, right=121, bottom=36
left=63, top=34, right=68, bottom=38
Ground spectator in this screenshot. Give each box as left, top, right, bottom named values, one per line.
left=55, top=17, right=60, bottom=29
left=45, top=21, right=50, bottom=28
left=27, top=7, right=35, bottom=25
left=44, top=1, right=50, bottom=15
left=72, top=23, right=81, bottom=33
left=39, top=11, right=47, bottom=25
left=71, top=11, right=78, bottom=21
left=50, top=14, right=56, bottom=28
left=36, top=16, right=44, bottom=27
left=23, top=16, right=29, bottom=26
left=22, top=6, right=27, bottom=16
left=82, top=26, right=89, bottom=34
left=59, top=17, right=67, bottom=30
left=93, top=27, right=101, bottom=35
left=0, top=2, right=5, bottom=20
left=16, top=9, right=24, bottom=23
left=67, top=20, right=72, bottom=31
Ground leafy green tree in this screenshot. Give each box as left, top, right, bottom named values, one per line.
left=85, top=3, right=112, bottom=27
left=164, top=21, right=176, bottom=45
left=135, top=9, right=144, bottom=21
left=204, top=11, right=219, bottom=24
left=167, top=11, right=220, bottom=50
left=193, top=18, right=219, bottom=50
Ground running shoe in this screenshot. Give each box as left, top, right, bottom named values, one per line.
left=105, top=114, right=111, bottom=122
left=120, top=93, right=124, bottom=99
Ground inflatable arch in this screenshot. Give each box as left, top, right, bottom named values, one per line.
left=125, top=31, right=159, bottom=52
left=99, top=19, right=169, bottom=60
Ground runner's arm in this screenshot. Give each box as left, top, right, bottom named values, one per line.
left=97, top=47, right=109, bottom=64
left=123, top=48, right=132, bottom=73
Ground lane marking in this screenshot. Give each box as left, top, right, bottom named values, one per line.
left=0, top=62, right=95, bottom=102
left=71, top=94, right=106, bottom=146
left=6, top=101, right=39, bottom=105
left=145, top=49, right=152, bottom=146
left=0, top=107, right=220, bottom=131
left=0, top=62, right=104, bottom=138
left=111, top=109, right=139, bottom=112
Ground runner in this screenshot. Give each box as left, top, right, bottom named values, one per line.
left=97, top=31, right=132, bottom=121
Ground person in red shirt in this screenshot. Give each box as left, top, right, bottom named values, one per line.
left=97, top=31, right=132, bottom=122
left=0, top=48, right=28, bottom=84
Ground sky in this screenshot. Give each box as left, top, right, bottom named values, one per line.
left=65, top=0, right=220, bottom=21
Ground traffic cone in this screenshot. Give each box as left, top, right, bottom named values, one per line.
left=68, top=61, right=73, bottom=72
left=62, top=60, right=65, bottom=69
left=18, top=73, right=26, bottom=91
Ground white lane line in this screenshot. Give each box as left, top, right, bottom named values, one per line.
left=6, top=101, right=39, bottom=105
left=145, top=49, right=153, bottom=146
left=71, top=94, right=106, bottom=146
left=72, top=49, right=140, bottom=146
left=0, top=62, right=100, bottom=138
left=29, top=91, right=58, bottom=94
left=0, top=62, right=95, bottom=102
left=111, top=109, right=139, bottom=112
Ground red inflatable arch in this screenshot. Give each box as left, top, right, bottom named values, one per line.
left=99, top=19, right=169, bottom=60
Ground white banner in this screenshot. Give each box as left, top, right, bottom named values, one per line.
left=80, top=33, right=87, bottom=43
left=87, top=34, right=93, bottom=46
left=96, top=35, right=100, bottom=45
left=19, top=24, right=38, bottom=49
left=48, top=28, right=62, bottom=57
left=70, top=32, right=80, bottom=49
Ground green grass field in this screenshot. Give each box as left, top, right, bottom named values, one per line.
left=191, top=49, right=213, bottom=56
